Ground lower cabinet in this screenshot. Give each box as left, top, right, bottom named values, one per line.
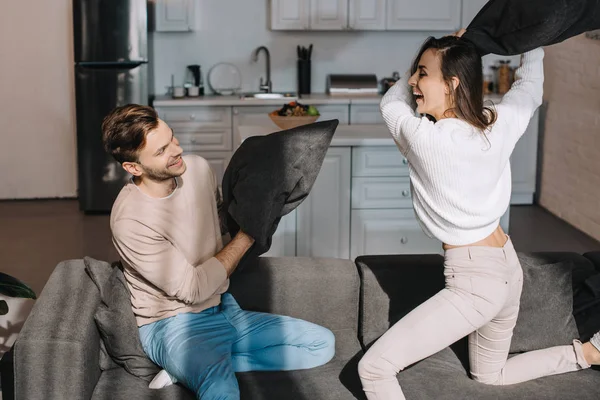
left=264, top=147, right=352, bottom=259
left=296, top=147, right=352, bottom=259
left=350, top=209, right=443, bottom=259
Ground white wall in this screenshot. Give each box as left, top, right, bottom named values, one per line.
left=0, top=0, right=77, bottom=199
left=152, top=0, right=513, bottom=95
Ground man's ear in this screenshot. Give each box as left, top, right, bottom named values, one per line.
left=122, top=161, right=143, bottom=177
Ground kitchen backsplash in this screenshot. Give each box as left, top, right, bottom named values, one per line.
left=151, top=0, right=519, bottom=95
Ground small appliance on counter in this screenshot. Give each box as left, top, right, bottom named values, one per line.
left=184, top=64, right=204, bottom=96
left=379, top=71, right=400, bottom=95
left=326, top=74, right=378, bottom=96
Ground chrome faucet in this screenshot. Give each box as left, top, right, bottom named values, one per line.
left=251, top=46, right=272, bottom=93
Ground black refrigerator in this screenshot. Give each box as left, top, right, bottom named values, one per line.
left=73, top=0, right=149, bottom=213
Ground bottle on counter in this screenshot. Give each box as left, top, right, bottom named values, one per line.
left=496, top=60, right=513, bottom=95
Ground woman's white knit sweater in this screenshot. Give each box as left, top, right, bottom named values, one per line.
left=380, top=48, right=544, bottom=245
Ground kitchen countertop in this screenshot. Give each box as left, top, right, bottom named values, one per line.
left=153, top=93, right=503, bottom=107
left=152, top=93, right=382, bottom=107
left=237, top=124, right=396, bottom=147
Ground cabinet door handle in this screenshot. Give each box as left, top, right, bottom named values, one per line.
left=402, top=158, right=408, bottom=165
left=233, top=108, right=239, bottom=115
left=190, top=138, right=197, bottom=144
left=402, top=190, right=410, bottom=197
left=400, top=237, right=408, bottom=244
left=189, top=114, right=196, bottom=120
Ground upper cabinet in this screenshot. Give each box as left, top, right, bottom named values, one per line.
left=271, top=0, right=464, bottom=31
left=386, top=0, right=461, bottom=31
left=348, top=0, right=386, bottom=31
left=155, top=0, right=196, bottom=32
left=271, top=0, right=310, bottom=30
left=310, top=0, right=349, bottom=30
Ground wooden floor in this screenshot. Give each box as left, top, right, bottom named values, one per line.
left=1, top=199, right=599, bottom=297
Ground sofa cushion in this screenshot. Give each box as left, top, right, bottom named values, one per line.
left=583, top=252, right=600, bottom=272
left=91, top=369, right=194, bottom=400
left=228, top=256, right=361, bottom=362
left=509, top=253, right=580, bottom=353
left=397, top=344, right=600, bottom=400
left=356, top=253, right=584, bottom=352
left=92, top=358, right=363, bottom=400
left=356, top=254, right=445, bottom=347
left=222, top=119, right=339, bottom=270
left=85, top=257, right=160, bottom=381
left=576, top=252, right=600, bottom=342
left=237, top=357, right=363, bottom=400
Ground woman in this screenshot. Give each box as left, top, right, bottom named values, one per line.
left=357, top=30, right=600, bottom=400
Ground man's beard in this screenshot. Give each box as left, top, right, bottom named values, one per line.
left=140, top=162, right=183, bottom=182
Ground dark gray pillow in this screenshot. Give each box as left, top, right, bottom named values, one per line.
left=222, top=119, right=339, bottom=270
left=463, top=0, right=600, bottom=56
left=87, top=259, right=160, bottom=381
left=510, top=255, right=579, bottom=353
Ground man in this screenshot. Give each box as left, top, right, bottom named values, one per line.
left=102, top=104, right=335, bottom=399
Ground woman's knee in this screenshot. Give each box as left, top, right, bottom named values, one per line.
left=471, top=371, right=503, bottom=386
left=358, top=350, right=398, bottom=381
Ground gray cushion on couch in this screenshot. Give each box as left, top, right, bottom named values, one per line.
left=356, top=252, right=600, bottom=399
left=398, top=347, right=600, bottom=400
left=229, top=256, right=364, bottom=400
left=510, top=254, right=579, bottom=352
left=93, top=256, right=364, bottom=400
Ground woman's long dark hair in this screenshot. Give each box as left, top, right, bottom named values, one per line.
left=411, top=36, right=497, bottom=131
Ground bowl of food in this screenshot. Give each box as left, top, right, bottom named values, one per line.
left=269, top=101, right=320, bottom=130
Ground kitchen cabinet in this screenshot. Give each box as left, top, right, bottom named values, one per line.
left=271, top=0, right=347, bottom=30
left=510, top=110, right=540, bottom=204
left=296, top=147, right=352, bottom=259
left=155, top=0, right=196, bottom=32
left=154, top=105, right=233, bottom=184
left=310, top=0, right=349, bottom=30
left=351, top=209, right=443, bottom=259
left=348, top=0, right=386, bottom=30
left=272, top=0, right=460, bottom=31
left=271, top=0, right=311, bottom=30
left=262, top=210, right=298, bottom=257
left=386, top=0, right=461, bottom=31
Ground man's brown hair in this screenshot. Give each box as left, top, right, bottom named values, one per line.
left=102, top=104, right=159, bottom=164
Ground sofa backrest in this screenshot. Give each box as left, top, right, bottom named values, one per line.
left=355, top=254, right=445, bottom=348
left=356, top=252, right=600, bottom=349
left=229, top=257, right=360, bottom=335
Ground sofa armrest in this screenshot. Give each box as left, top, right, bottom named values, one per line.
left=14, top=260, right=102, bottom=400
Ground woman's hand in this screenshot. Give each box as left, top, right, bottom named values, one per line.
left=451, top=28, right=466, bottom=38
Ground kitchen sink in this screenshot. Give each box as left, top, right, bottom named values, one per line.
left=240, top=92, right=298, bottom=100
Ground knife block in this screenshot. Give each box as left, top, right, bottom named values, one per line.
left=297, top=60, right=311, bottom=95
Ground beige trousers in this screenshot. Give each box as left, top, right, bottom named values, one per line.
left=358, top=238, right=589, bottom=400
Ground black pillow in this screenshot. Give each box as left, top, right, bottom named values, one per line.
left=85, top=257, right=160, bottom=381
left=221, top=119, right=339, bottom=269
left=463, top=0, right=600, bottom=56
left=509, top=254, right=580, bottom=353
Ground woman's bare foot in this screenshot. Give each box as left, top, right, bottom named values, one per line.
left=582, top=341, right=600, bottom=365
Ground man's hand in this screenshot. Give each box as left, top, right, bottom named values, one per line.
left=214, top=230, right=255, bottom=277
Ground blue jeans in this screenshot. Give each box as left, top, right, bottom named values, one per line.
left=138, top=293, right=335, bottom=399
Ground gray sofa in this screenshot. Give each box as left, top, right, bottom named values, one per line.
left=2, top=251, right=600, bottom=399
